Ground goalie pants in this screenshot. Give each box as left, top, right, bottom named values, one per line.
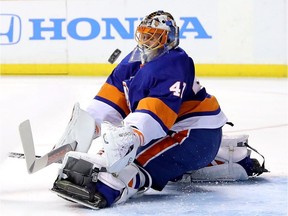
left=135, top=128, right=222, bottom=191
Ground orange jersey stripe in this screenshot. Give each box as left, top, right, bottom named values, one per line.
left=178, top=96, right=220, bottom=117
left=207, top=160, right=225, bottom=167
left=137, top=97, right=178, bottom=129
left=137, top=137, right=176, bottom=166
left=137, top=130, right=189, bottom=166
left=128, top=179, right=133, bottom=187
left=97, top=83, right=130, bottom=116
left=171, top=130, right=189, bottom=144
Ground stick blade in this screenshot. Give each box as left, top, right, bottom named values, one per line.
left=18, top=120, right=77, bottom=174
left=19, top=120, right=37, bottom=173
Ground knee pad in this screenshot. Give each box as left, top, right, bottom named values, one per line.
left=217, top=134, right=250, bottom=163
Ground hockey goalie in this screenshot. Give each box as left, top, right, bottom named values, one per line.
left=51, top=10, right=268, bottom=209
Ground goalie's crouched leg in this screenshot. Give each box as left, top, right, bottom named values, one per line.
left=52, top=151, right=151, bottom=208
left=185, top=134, right=268, bottom=182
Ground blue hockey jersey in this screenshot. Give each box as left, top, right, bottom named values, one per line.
left=87, top=47, right=227, bottom=145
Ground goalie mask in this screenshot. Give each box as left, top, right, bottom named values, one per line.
left=129, top=10, right=179, bottom=64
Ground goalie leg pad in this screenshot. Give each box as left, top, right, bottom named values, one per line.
left=54, top=103, right=96, bottom=153
left=185, top=163, right=249, bottom=182
left=52, top=152, right=109, bottom=208
left=53, top=151, right=151, bottom=207
left=97, top=163, right=151, bottom=205
left=186, top=134, right=251, bottom=181
left=52, top=179, right=108, bottom=209
left=185, top=134, right=268, bottom=182
left=217, top=134, right=250, bottom=162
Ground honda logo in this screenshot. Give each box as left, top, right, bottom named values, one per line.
left=0, top=14, right=22, bottom=45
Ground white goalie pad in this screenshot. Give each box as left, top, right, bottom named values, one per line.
left=54, top=103, right=96, bottom=153
left=58, top=151, right=151, bottom=206
left=186, top=134, right=251, bottom=182
left=185, top=163, right=249, bottom=182
left=60, top=151, right=107, bottom=171
left=216, top=134, right=250, bottom=163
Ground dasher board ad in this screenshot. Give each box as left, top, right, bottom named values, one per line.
left=0, top=0, right=286, bottom=76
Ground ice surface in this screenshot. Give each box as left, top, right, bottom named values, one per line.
left=0, top=76, right=287, bottom=215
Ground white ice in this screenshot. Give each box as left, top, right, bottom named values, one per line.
left=0, top=76, right=287, bottom=216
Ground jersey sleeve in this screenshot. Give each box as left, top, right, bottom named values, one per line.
left=87, top=53, right=140, bottom=125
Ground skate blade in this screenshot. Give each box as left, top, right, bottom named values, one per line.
left=51, top=189, right=100, bottom=210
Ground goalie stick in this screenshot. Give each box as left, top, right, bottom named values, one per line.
left=11, top=119, right=138, bottom=174
left=18, top=120, right=76, bottom=174
left=11, top=102, right=96, bottom=174
left=8, top=152, right=63, bottom=163
left=9, top=152, right=42, bottom=160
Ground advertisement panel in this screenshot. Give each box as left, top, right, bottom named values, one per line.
left=0, top=0, right=287, bottom=76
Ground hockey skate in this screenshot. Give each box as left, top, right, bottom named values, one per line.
left=51, top=150, right=151, bottom=209
left=52, top=179, right=107, bottom=209
left=51, top=154, right=109, bottom=209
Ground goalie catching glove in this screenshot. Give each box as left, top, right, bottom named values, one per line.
left=100, top=121, right=144, bottom=173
